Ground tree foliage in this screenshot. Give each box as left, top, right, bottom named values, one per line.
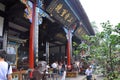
left=88, top=21, right=120, bottom=80
left=73, top=21, right=120, bottom=80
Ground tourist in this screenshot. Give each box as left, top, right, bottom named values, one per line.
left=85, top=66, right=92, bottom=80
left=0, top=50, right=12, bottom=80
left=51, top=61, right=58, bottom=73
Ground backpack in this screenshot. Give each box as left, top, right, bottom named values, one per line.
left=6, top=63, right=10, bottom=79
left=8, top=64, right=10, bottom=71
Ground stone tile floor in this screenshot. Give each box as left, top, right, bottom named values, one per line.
left=52, top=74, right=105, bottom=80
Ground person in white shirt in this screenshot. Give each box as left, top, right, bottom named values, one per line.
left=51, top=61, right=58, bottom=73
left=85, top=66, right=92, bottom=80
left=0, top=50, right=12, bottom=80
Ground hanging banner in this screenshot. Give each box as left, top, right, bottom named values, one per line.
left=46, top=0, right=77, bottom=28
left=20, top=0, right=33, bottom=22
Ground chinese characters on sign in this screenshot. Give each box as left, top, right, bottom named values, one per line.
left=54, top=3, right=74, bottom=23
left=75, top=26, right=87, bottom=39
left=46, top=0, right=77, bottom=28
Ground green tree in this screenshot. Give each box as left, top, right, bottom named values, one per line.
left=82, top=21, right=120, bottom=80
left=73, top=41, right=88, bottom=60
left=73, top=21, right=120, bottom=79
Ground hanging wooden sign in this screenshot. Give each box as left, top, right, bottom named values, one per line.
left=74, top=25, right=88, bottom=39
left=20, top=0, right=33, bottom=22
left=46, top=0, right=77, bottom=28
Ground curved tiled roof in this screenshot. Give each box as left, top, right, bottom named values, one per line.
left=67, top=0, right=95, bottom=35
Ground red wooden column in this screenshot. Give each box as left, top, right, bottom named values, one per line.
left=29, top=1, right=36, bottom=69
left=67, top=29, right=72, bottom=70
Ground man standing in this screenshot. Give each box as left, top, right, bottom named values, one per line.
left=51, top=61, right=58, bottom=73
left=85, top=66, right=92, bottom=80
left=0, top=50, right=12, bottom=80
left=61, top=61, right=66, bottom=80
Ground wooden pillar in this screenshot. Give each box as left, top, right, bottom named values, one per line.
left=67, top=29, right=72, bottom=69
left=46, top=42, right=49, bottom=64
left=34, top=7, right=40, bottom=65
left=29, top=1, right=36, bottom=69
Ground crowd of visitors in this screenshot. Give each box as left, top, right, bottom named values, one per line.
left=51, top=61, right=66, bottom=80
left=0, top=50, right=97, bottom=80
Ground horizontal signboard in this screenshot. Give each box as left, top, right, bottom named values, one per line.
left=46, top=0, right=77, bottom=28
left=74, top=25, right=88, bottom=39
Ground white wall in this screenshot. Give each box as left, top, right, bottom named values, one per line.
left=0, top=16, right=4, bottom=36
left=0, top=3, right=5, bottom=11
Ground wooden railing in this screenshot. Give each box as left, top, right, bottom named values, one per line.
left=12, top=70, right=27, bottom=80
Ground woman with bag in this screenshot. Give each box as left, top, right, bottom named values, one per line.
left=0, top=50, right=12, bottom=80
